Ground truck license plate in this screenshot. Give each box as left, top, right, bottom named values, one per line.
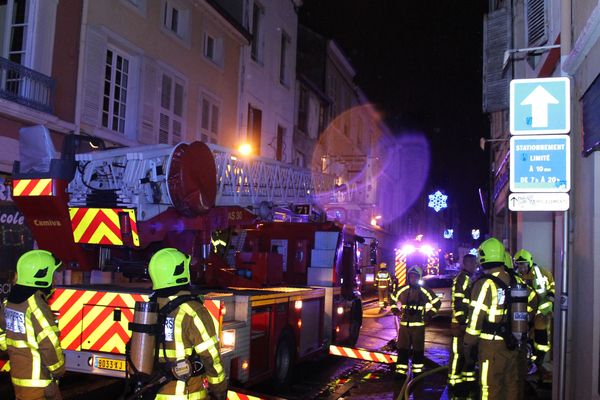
left=95, top=357, right=126, bottom=371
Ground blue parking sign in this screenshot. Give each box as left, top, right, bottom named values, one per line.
left=510, top=135, right=570, bottom=192
left=510, top=77, right=570, bottom=135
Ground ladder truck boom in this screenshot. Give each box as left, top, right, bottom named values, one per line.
left=12, top=127, right=335, bottom=271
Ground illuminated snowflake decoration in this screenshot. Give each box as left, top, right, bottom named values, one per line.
left=428, top=190, right=448, bottom=212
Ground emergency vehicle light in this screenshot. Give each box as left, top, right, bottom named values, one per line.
left=337, top=306, right=344, bottom=315
left=222, top=330, right=236, bottom=348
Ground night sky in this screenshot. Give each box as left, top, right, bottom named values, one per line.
left=299, top=1, right=490, bottom=241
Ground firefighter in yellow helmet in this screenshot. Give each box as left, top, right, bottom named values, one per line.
left=0, top=250, right=64, bottom=400
left=375, top=262, right=392, bottom=311
left=514, top=248, right=554, bottom=375
left=390, top=263, right=440, bottom=381
left=147, top=248, right=227, bottom=400
left=447, top=253, right=478, bottom=395
left=463, top=238, right=527, bottom=400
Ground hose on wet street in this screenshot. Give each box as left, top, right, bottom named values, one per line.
left=396, top=365, right=448, bottom=400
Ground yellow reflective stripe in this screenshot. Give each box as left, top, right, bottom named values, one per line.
left=11, top=377, right=53, bottom=387
left=155, top=390, right=207, bottom=400
left=6, top=338, right=30, bottom=348
left=0, top=332, right=5, bottom=351
left=174, top=308, right=187, bottom=361
left=401, top=305, right=424, bottom=310
left=448, top=336, right=460, bottom=383
left=36, top=325, right=60, bottom=345
left=488, top=279, right=499, bottom=319
left=207, top=374, right=225, bottom=384
left=533, top=265, right=547, bottom=294
left=454, top=292, right=465, bottom=298
left=467, top=280, right=492, bottom=335
left=534, top=342, right=551, bottom=352
left=480, top=333, right=504, bottom=341
left=195, top=335, right=218, bottom=354
left=465, top=327, right=480, bottom=335
left=539, top=302, right=552, bottom=311
left=454, top=311, right=464, bottom=317
left=24, top=300, right=41, bottom=381
left=47, top=359, right=63, bottom=373
left=181, top=303, right=225, bottom=382
left=30, top=298, right=64, bottom=368
left=400, top=321, right=424, bottom=326
left=481, top=359, right=490, bottom=400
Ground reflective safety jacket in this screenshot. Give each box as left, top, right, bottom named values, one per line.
left=390, top=284, right=441, bottom=327
left=451, top=270, right=472, bottom=325
left=375, top=270, right=392, bottom=289
left=520, top=264, right=555, bottom=316
left=156, top=292, right=227, bottom=400
left=0, top=291, right=65, bottom=389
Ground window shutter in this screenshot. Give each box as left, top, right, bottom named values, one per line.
left=81, top=27, right=106, bottom=126
left=526, top=0, right=547, bottom=47
left=483, top=8, right=511, bottom=113
left=139, top=57, right=158, bottom=144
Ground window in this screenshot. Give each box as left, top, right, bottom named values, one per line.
left=276, top=125, right=285, bottom=161
left=279, top=31, right=291, bottom=85
left=203, top=33, right=223, bottom=66
left=199, top=93, right=220, bottom=144
left=251, top=2, right=264, bottom=62
left=159, top=72, right=184, bottom=144
left=163, top=0, right=188, bottom=40
left=298, top=86, right=308, bottom=133
left=248, top=105, right=262, bottom=155
left=102, top=47, right=130, bottom=134
left=0, top=0, right=28, bottom=64
left=525, top=0, right=547, bottom=47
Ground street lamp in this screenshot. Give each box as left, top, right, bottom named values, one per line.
left=502, top=45, right=561, bottom=71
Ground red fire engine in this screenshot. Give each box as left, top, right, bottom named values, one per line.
left=1, top=126, right=363, bottom=386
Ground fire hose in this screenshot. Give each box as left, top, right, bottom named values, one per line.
left=396, top=365, right=448, bottom=400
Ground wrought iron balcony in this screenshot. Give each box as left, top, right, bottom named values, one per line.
left=0, top=56, right=54, bottom=113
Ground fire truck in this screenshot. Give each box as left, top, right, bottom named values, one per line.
left=2, top=126, right=363, bottom=386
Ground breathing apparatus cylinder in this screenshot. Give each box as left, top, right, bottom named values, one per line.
left=129, top=301, right=159, bottom=375
left=510, top=284, right=529, bottom=342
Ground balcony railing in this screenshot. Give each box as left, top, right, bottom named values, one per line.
left=0, top=57, right=54, bottom=113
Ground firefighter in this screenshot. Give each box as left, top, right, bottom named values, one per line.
left=447, top=253, right=478, bottom=395
left=375, top=262, right=392, bottom=311
left=390, top=264, right=440, bottom=381
left=514, top=248, right=555, bottom=375
left=463, top=238, right=524, bottom=400
left=148, top=248, right=227, bottom=400
left=0, top=250, right=64, bottom=400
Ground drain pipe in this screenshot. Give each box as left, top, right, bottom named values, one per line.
left=73, top=0, right=90, bottom=135
left=558, top=2, right=571, bottom=400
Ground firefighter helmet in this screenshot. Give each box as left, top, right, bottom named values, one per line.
left=504, top=251, right=514, bottom=270
left=477, top=238, right=505, bottom=265
left=514, top=249, right=533, bottom=269
left=407, top=265, right=423, bottom=280
left=379, top=262, right=387, bottom=269
left=16, top=250, right=62, bottom=288
left=148, top=248, right=191, bottom=290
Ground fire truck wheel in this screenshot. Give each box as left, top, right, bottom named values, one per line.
left=347, top=299, right=363, bottom=346
left=274, top=328, right=295, bottom=386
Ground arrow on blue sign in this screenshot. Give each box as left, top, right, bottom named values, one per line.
left=510, top=77, right=570, bottom=135
left=521, top=85, right=559, bottom=128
